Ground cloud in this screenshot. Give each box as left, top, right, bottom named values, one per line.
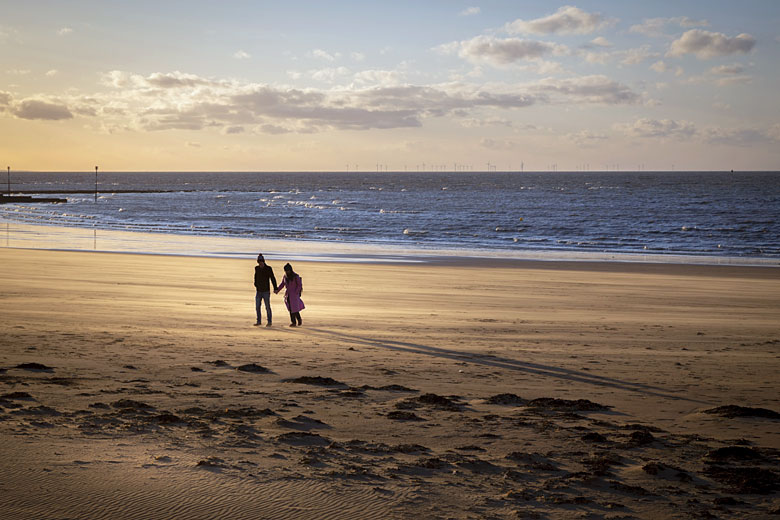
left=58, top=27, right=73, bottom=36
left=440, top=35, right=568, bottom=66
left=223, top=126, right=245, bottom=135
left=350, top=52, right=365, bottom=62
left=533, top=75, right=640, bottom=104
left=567, top=129, right=609, bottom=145
left=38, top=69, right=639, bottom=135
left=259, top=123, right=291, bottom=134
left=0, top=91, right=12, bottom=108
left=589, top=36, right=612, bottom=48
left=480, top=138, right=521, bottom=151
left=703, top=126, right=780, bottom=146
left=46, top=69, right=59, bottom=77
left=0, top=25, right=20, bottom=44
left=310, top=66, right=351, bottom=83
left=145, top=71, right=219, bottom=88
left=459, top=7, right=480, bottom=17
left=582, top=45, right=659, bottom=66
left=6, top=69, right=31, bottom=75
left=708, top=64, right=751, bottom=86
left=684, top=63, right=752, bottom=86
left=619, top=45, right=659, bottom=65
left=629, top=17, right=709, bottom=38
left=311, top=49, right=340, bottom=62
left=352, top=68, right=405, bottom=86
left=668, top=30, right=756, bottom=59
left=715, top=75, right=752, bottom=86
left=459, top=117, right=515, bottom=129
left=506, top=6, right=613, bottom=35
left=228, top=86, right=423, bottom=131
left=650, top=60, right=668, bottom=73
left=617, top=118, right=697, bottom=139
left=233, top=50, right=251, bottom=60
left=531, top=60, right=567, bottom=75
left=710, top=64, right=745, bottom=75
left=13, top=99, right=74, bottom=120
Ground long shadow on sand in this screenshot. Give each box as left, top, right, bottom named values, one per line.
left=299, top=328, right=709, bottom=404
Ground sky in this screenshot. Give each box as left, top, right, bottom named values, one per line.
left=1, top=1, right=779, bottom=171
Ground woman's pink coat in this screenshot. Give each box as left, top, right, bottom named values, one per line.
left=278, top=275, right=305, bottom=313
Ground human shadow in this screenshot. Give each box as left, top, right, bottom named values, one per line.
left=302, top=327, right=709, bottom=404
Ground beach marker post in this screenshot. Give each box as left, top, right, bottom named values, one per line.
left=94, top=165, right=98, bottom=202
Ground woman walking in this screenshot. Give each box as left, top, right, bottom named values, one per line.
left=275, top=263, right=304, bottom=327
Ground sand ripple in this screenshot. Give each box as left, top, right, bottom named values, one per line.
left=0, top=449, right=400, bottom=520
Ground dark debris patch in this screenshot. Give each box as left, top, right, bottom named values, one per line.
left=608, top=480, right=656, bottom=496
left=11, top=405, right=62, bottom=417
left=236, top=363, right=271, bottom=374
left=485, top=393, right=525, bottom=405
left=628, top=430, right=656, bottom=446
left=196, top=457, right=227, bottom=469
left=153, top=413, right=184, bottom=424
left=396, top=393, right=461, bottom=412
left=14, top=363, right=54, bottom=371
left=527, top=397, right=611, bottom=412
left=336, top=389, right=365, bottom=398
left=1, top=392, right=34, bottom=400
left=705, top=446, right=765, bottom=462
left=506, top=451, right=559, bottom=471
left=455, top=445, right=486, bottom=452
left=642, top=462, right=693, bottom=482
left=712, top=496, right=746, bottom=506
left=705, top=466, right=780, bottom=494
left=276, top=432, right=331, bottom=446
left=387, top=410, right=424, bottom=421
left=275, top=415, right=329, bottom=430
left=416, top=457, right=449, bottom=470
left=210, top=407, right=275, bottom=420
left=582, top=452, right=624, bottom=476
left=393, top=443, right=428, bottom=453
left=359, top=384, right=418, bottom=393
left=703, top=405, right=780, bottom=420
left=111, top=399, right=154, bottom=410
left=284, top=376, right=347, bottom=387
left=581, top=432, right=608, bottom=443
left=620, top=422, right=666, bottom=434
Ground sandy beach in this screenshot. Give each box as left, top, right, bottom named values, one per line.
left=1, top=246, right=779, bottom=519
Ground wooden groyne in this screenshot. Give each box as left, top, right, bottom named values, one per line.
left=0, top=194, right=67, bottom=204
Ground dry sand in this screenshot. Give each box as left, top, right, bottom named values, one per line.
left=1, top=247, right=779, bottom=519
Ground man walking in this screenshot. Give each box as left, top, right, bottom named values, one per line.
left=254, top=254, right=278, bottom=327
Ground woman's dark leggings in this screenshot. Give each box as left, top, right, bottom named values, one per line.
left=290, top=312, right=302, bottom=325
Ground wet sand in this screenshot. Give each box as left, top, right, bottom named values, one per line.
left=1, top=247, right=779, bottom=519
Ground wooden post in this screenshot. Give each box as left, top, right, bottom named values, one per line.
left=6, top=166, right=9, bottom=195
left=94, top=166, right=98, bottom=202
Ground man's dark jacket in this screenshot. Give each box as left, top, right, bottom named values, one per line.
left=254, top=264, right=278, bottom=292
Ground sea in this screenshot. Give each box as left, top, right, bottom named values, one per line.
left=1, top=171, right=778, bottom=264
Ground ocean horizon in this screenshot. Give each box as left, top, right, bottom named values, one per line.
left=2, top=170, right=779, bottom=264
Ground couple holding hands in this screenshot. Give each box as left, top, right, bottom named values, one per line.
left=253, top=254, right=304, bottom=328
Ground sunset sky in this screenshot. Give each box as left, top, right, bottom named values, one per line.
left=2, top=1, right=778, bottom=171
